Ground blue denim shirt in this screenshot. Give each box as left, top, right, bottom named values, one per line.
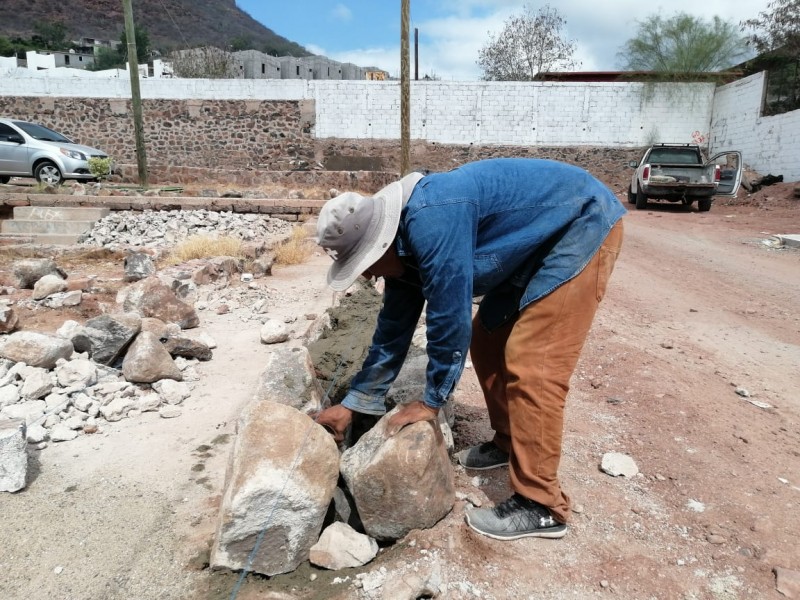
left=341, top=158, right=626, bottom=415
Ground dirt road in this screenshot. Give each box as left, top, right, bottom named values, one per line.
left=1, top=189, right=798, bottom=600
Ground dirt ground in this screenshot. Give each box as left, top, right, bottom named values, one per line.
left=0, top=179, right=798, bottom=600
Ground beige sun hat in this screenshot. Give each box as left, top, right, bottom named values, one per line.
left=316, top=172, right=425, bottom=292
left=315, top=181, right=405, bottom=292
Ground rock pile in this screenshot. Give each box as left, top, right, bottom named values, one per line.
left=79, top=209, right=292, bottom=249
left=0, top=255, right=223, bottom=488
left=211, top=314, right=456, bottom=579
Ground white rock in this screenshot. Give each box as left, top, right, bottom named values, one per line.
left=0, top=419, right=27, bottom=491
left=259, top=319, right=290, bottom=344
left=49, top=424, right=79, bottom=442
left=56, top=320, right=82, bottom=339
left=71, top=393, right=94, bottom=412
left=600, top=452, right=639, bottom=477
left=159, top=406, right=182, bottom=419
left=44, top=393, right=69, bottom=412
left=99, top=396, right=135, bottom=422
left=310, top=522, right=379, bottom=569
left=43, top=414, right=60, bottom=428
left=62, top=291, right=82, bottom=307
left=1, top=400, right=46, bottom=424
left=20, top=369, right=54, bottom=400
left=0, top=384, right=20, bottom=408
left=152, top=379, right=190, bottom=405
left=55, top=359, right=97, bottom=388
left=137, top=392, right=162, bottom=412
left=26, top=423, right=48, bottom=444
left=64, top=416, right=85, bottom=430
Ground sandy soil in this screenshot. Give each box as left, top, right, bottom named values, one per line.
left=0, top=181, right=798, bottom=600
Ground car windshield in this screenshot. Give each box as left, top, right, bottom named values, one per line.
left=13, top=121, right=73, bottom=143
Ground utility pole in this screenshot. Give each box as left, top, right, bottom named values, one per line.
left=123, top=0, right=148, bottom=187
left=400, top=0, right=410, bottom=176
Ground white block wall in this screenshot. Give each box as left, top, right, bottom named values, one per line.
left=313, top=80, right=715, bottom=147
left=711, top=72, right=800, bottom=181
left=0, top=75, right=714, bottom=148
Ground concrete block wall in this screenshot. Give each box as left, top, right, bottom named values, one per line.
left=711, top=72, right=800, bottom=181
left=313, top=80, right=715, bottom=147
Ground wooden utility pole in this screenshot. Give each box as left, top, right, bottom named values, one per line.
left=123, top=0, right=148, bottom=187
left=400, top=0, right=410, bottom=176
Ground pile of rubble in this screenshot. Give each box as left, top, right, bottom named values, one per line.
left=78, top=209, right=293, bottom=249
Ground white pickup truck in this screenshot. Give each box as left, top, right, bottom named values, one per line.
left=628, top=144, right=743, bottom=212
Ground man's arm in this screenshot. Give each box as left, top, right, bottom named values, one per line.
left=340, top=279, right=425, bottom=415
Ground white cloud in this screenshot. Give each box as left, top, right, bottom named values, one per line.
left=332, top=4, right=353, bottom=22
left=318, top=0, right=770, bottom=80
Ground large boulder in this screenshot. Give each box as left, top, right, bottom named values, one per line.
left=0, top=331, right=73, bottom=369
left=210, top=402, right=339, bottom=576
left=252, top=347, right=328, bottom=414
left=12, top=259, right=66, bottom=289
left=118, top=277, right=199, bottom=329
left=71, top=313, right=141, bottom=366
left=122, top=332, right=182, bottom=383
left=340, top=407, right=455, bottom=541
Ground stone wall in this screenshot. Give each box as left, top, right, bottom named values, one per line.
left=0, top=97, right=315, bottom=171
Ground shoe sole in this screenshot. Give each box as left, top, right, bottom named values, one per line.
left=464, top=513, right=567, bottom=540
left=457, top=459, right=509, bottom=471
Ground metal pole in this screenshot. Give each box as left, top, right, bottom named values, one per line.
left=123, top=0, right=148, bottom=188
left=400, top=0, right=411, bottom=176
left=415, top=28, right=419, bottom=81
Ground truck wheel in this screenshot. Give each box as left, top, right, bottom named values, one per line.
left=697, top=198, right=712, bottom=212
left=635, top=189, right=648, bottom=210
left=0, top=176, right=10, bottom=184
left=627, top=186, right=635, bottom=204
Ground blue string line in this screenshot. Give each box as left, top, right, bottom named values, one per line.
left=228, top=350, right=347, bottom=599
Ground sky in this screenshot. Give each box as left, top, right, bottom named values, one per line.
left=234, top=0, right=771, bottom=80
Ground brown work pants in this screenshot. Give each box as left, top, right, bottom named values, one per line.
left=470, top=221, right=623, bottom=523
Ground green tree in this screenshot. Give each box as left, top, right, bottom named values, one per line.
left=741, top=1, right=800, bottom=115
left=119, top=26, right=151, bottom=64
left=477, top=4, right=577, bottom=81
left=0, top=36, right=15, bottom=57
left=90, top=46, right=125, bottom=71
left=741, top=0, right=800, bottom=57
left=230, top=35, right=253, bottom=51
left=33, top=21, right=69, bottom=51
left=618, top=13, right=749, bottom=72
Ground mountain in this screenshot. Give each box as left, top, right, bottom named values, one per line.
left=0, top=0, right=311, bottom=56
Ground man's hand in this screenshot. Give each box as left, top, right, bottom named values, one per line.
left=314, top=404, right=353, bottom=443
left=385, top=401, right=439, bottom=438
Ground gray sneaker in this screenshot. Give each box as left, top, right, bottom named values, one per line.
left=465, top=493, right=567, bottom=540
left=456, top=441, right=509, bottom=470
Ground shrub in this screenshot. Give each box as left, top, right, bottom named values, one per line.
left=274, top=225, right=314, bottom=265
left=169, top=235, right=244, bottom=263
left=88, top=157, right=113, bottom=179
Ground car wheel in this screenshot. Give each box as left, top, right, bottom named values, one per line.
left=34, top=161, right=64, bottom=185
left=627, top=186, right=635, bottom=204
left=697, top=198, right=712, bottom=212
left=635, top=189, right=648, bottom=210
left=0, top=176, right=10, bottom=184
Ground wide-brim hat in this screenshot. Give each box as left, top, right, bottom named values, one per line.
left=316, top=180, right=404, bottom=292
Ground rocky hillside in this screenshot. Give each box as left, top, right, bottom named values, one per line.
left=0, top=0, right=310, bottom=56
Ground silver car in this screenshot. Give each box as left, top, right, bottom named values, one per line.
left=0, top=118, right=111, bottom=185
